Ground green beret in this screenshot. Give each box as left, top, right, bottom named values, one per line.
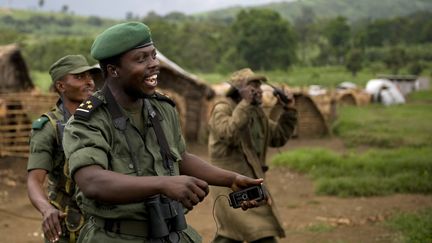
left=91, top=22, right=153, bottom=61
left=49, top=55, right=100, bottom=83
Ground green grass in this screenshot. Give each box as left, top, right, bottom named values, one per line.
left=30, top=70, right=52, bottom=92
left=386, top=208, right=432, bottom=243
left=333, top=99, right=432, bottom=148
left=198, top=65, right=377, bottom=87
left=305, top=223, right=335, bottom=233
left=406, top=89, right=432, bottom=103
left=271, top=148, right=432, bottom=197
left=198, top=65, right=432, bottom=88
left=265, top=66, right=375, bottom=88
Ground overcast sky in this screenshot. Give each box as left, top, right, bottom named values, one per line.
left=1, top=0, right=293, bottom=19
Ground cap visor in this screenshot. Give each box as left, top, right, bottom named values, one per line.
left=69, top=66, right=101, bottom=74
left=246, top=74, right=267, bottom=83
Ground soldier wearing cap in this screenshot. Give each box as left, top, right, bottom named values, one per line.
left=208, top=68, right=298, bottom=243
left=27, top=55, right=100, bottom=243
left=62, top=22, right=264, bottom=243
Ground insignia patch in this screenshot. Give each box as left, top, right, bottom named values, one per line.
left=74, top=96, right=103, bottom=120
left=31, top=116, right=49, bottom=130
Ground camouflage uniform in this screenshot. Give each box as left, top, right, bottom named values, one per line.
left=28, top=100, right=84, bottom=243
left=63, top=90, right=201, bottom=243
left=208, top=70, right=297, bottom=242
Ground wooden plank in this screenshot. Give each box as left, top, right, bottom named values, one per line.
left=0, top=131, right=31, bottom=137
left=2, top=109, right=29, bottom=115
left=0, top=137, right=30, bottom=143
left=0, top=124, right=32, bottom=130
left=0, top=151, right=29, bottom=158
left=0, top=145, right=29, bottom=151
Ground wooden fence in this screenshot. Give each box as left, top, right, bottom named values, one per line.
left=0, top=91, right=58, bottom=157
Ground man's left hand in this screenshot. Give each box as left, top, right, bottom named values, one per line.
left=230, top=175, right=265, bottom=210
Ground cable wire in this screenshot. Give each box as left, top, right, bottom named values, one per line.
left=211, top=194, right=230, bottom=243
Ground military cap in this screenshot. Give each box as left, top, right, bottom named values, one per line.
left=49, top=55, right=100, bottom=82
left=91, top=22, right=153, bottom=61
left=229, top=68, right=267, bottom=89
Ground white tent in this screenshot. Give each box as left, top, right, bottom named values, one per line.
left=365, top=79, right=405, bottom=105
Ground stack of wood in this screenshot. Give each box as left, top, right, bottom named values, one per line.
left=0, top=91, right=58, bottom=157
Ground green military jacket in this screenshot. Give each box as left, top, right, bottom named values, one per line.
left=28, top=100, right=70, bottom=199
left=208, top=98, right=297, bottom=242
left=63, top=90, right=186, bottom=220
left=28, top=100, right=84, bottom=243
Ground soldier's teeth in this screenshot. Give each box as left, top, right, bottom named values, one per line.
left=146, top=74, right=157, bottom=80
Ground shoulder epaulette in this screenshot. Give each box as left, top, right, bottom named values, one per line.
left=74, top=96, right=104, bottom=120
left=154, top=92, right=176, bottom=107
left=31, top=116, right=49, bottom=130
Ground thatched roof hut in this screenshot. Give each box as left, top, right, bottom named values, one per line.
left=156, top=51, right=215, bottom=142
left=0, top=44, right=33, bottom=92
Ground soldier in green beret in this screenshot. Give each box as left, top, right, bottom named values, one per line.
left=208, top=68, right=298, bottom=242
left=27, top=55, right=100, bottom=243
left=63, top=22, right=264, bottom=243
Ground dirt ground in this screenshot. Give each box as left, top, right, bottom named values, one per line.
left=1, top=138, right=431, bottom=243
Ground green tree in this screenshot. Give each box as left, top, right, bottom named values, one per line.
left=345, top=48, right=363, bottom=76
left=0, top=27, right=25, bottom=45
left=87, top=16, right=102, bottom=26
left=323, top=16, right=350, bottom=64
left=61, top=5, right=69, bottom=13
left=420, top=21, right=432, bottom=43
left=23, top=37, right=95, bottom=71
left=384, top=46, right=407, bottom=74
left=294, top=5, right=316, bottom=64
left=408, top=61, right=423, bottom=75
left=231, top=9, right=297, bottom=70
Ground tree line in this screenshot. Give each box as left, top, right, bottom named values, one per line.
left=1, top=9, right=432, bottom=76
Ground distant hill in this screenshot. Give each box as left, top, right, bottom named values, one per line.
left=197, top=0, right=432, bottom=23
left=0, top=8, right=119, bottom=38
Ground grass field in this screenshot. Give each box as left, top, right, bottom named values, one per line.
left=30, top=70, right=52, bottom=92
left=271, top=88, right=432, bottom=240
left=333, top=104, right=432, bottom=148
left=272, top=89, right=432, bottom=197
left=385, top=207, right=432, bottom=242
left=272, top=147, right=432, bottom=196
left=197, top=65, right=431, bottom=88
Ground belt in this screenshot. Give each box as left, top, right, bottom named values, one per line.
left=92, top=216, right=149, bottom=237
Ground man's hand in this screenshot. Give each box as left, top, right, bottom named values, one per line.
left=239, top=85, right=262, bottom=106
left=230, top=175, right=265, bottom=210
left=160, top=175, right=209, bottom=210
left=42, top=207, right=66, bottom=242
left=275, top=89, right=295, bottom=108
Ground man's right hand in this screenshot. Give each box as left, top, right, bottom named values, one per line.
left=161, top=175, right=209, bottom=210
left=42, top=207, right=66, bottom=243
left=239, top=85, right=257, bottom=104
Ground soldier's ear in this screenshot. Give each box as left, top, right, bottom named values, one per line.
left=55, top=80, right=65, bottom=93
left=107, top=65, right=118, bottom=78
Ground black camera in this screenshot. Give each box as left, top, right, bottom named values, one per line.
left=228, top=184, right=266, bottom=209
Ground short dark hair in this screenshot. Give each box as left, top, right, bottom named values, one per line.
left=99, top=53, right=122, bottom=79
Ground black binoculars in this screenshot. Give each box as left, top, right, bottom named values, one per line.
left=146, top=194, right=187, bottom=239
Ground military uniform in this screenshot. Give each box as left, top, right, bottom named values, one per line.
left=63, top=90, right=201, bottom=243
left=208, top=84, right=297, bottom=241
left=28, top=100, right=84, bottom=243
